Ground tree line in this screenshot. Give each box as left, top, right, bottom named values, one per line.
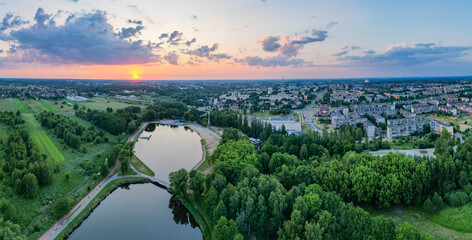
left=37, top=111, right=108, bottom=150
left=169, top=125, right=472, bottom=239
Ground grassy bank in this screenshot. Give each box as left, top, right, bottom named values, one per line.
left=130, top=154, right=155, bottom=176
left=54, top=177, right=150, bottom=240
left=429, top=203, right=472, bottom=233
left=177, top=195, right=213, bottom=240
left=366, top=205, right=472, bottom=239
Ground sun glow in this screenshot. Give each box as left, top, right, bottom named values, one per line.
left=132, top=71, right=140, bottom=80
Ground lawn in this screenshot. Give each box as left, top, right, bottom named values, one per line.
left=130, top=154, right=155, bottom=176
left=301, top=123, right=313, bottom=133
left=365, top=205, right=472, bottom=240
left=429, top=203, right=472, bottom=233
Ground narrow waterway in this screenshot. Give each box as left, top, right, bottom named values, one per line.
left=67, top=183, right=202, bottom=240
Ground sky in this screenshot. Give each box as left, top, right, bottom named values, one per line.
left=0, top=0, right=471, bottom=80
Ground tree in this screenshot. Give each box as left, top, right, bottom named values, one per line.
left=22, top=173, right=39, bottom=199
left=299, top=144, right=308, bottom=160
left=213, top=216, right=240, bottom=240
left=100, top=163, right=109, bottom=177
left=371, top=216, right=395, bottom=240
left=52, top=197, right=73, bottom=219
left=423, top=198, right=434, bottom=214
left=64, top=170, right=71, bottom=182
left=0, top=199, right=16, bottom=222
left=213, top=200, right=227, bottom=223
left=189, top=170, right=204, bottom=197
left=121, top=155, right=130, bottom=174
left=0, top=218, right=26, bottom=240
left=169, top=168, right=188, bottom=196
left=396, top=222, right=431, bottom=240
left=73, top=103, right=79, bottom=110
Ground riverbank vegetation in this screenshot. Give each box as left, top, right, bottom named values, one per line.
left=54, top=177, right=150, bottom=240
left=170, top=122, right=472, bottom=239
left=130, top=154, right=155, bottom=176
left=0, top=99, right=124, bottom=239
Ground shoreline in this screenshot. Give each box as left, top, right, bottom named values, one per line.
left=49, top=121, right=216, bottom=240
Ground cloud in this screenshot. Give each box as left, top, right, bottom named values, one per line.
left=3, top=8, right=158, bottom=65
left=333, top=50, right=348, bottom=57
left=0, top=49, right=3, bottom=53
left=0, top=13, right=28, bottom=32
left=184, top=43, right=232, bottom=62
left=326, top=22, right=338, bottom=29
left=164, top=51, right=178, bottom=65
left=127, top=19, right=142, bottom=25
left=118, top=25, right=144, bottom=39
left=258, top=28, right=329, bottom=57
left=351, top=45, right=361, bottom=50
left=185, top=43, right=218, bottom=57
left=34, top=8, right=52, bottom=26
left=235, top=55, right=310, bottom=68
left=364, top=50, right=376, bottom=54
left=159, top=33, right=168, bottom=39
left=167, top=30, right=183, bottom=45
left=258, top=36, right=280, bottom=52
left=185, top=38, right=196, bottom=47
left=341, top=43, right=471, bottom=66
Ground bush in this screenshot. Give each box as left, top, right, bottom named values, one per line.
left=52, top=197, right=74, bottom=219
left=444, top=191, right=470, bottom=207
left=423, top=198, right=434, bottom=214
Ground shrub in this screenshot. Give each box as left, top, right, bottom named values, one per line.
left=444, top=191, right=470, bottom=207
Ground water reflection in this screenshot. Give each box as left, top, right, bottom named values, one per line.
left=134, top=124, right=203, bottom=182
left=168, top=195, right=199, bottom=228
left=67, top=183, right=202, bottom=240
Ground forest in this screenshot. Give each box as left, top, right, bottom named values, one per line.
left=170, top=123, right=472, bottom=240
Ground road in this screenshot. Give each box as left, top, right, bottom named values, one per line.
left=295, top=94, right=324, bottom=136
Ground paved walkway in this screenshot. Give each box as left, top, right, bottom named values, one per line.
left=39, top=122, right=148, bottom=240
left=40, top=121, right=216, bottom=239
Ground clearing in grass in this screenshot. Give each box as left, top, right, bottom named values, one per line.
left=23, top=113, right=65, bottom=161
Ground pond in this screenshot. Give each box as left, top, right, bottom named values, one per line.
left=67, top=123, right=204, bottom=239
left=67, top=183, right=202, bottom=240
left=134, top=124, right=203, bottom=182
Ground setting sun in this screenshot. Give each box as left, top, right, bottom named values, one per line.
left=132, top=72, right=140, bottom=79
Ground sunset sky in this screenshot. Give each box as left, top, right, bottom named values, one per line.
left=0, top=0, right=471, bottom=80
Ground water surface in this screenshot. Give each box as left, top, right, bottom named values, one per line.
left=67, top=183, right=202, bottom=240
left=134, top=124, right=203, bottom=182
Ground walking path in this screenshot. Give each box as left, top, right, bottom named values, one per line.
left=40, top=121, right=216, bottom=240
left=39, top=122, right=148, bottom=240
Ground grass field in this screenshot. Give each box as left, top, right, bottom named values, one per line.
left=429, top=203, right=472, bottom=233
left=0, top=98, right=125, bottom=239
left=301, top=123, right=313, bottom=133
left=130, top=154, right=155, bottom=176
left=0, top=98, right=19, bottom=112
left=429, top=114, right=472, bottom=127
left=366, top=205, right=472, bottom=240
left=23, top=113, right=65, bottom=162
left=36, top=99, right=56, bottom=112
left=64, top=97, right=146, bottom=112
